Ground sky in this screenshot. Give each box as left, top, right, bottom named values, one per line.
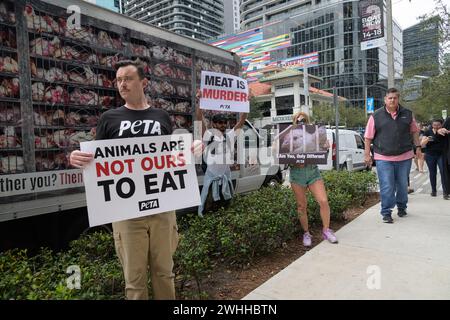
left=392, top=0, right=450, bottom=29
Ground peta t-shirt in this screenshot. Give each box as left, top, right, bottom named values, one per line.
left=95, top=106, right=173, bottom=140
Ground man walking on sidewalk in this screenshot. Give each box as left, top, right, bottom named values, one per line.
left=364, top=88, right=422, bottom=223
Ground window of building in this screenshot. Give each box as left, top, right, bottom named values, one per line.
left=275, top=96, right=294, bottom=111
left=344, top=2, right=353, bottom=18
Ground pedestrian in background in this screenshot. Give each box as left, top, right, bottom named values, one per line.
left=364, top=88, right=422, bottom=223
left=420, top=119, right=447, bottom=197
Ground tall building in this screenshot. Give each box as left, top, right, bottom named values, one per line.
left=84, top=0, right=120, bottom=12
left=403, top=17, right=441, bottom=77
left=214, top=0, right=403, bottom=111
left=122, top=0, right=224, bottom=41
left=241, top=0, right=315, bottom=30
left=224, top=0, right=241, bottom=34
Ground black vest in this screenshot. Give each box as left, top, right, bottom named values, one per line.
left=373, top=106, right=413, bottom=156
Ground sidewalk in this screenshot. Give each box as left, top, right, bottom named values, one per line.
left=243, top=194, right=450, bottom=300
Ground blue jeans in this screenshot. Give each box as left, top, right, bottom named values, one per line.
left=425, top=153, right=446, bottom=194
left=376, top=159, right=412, bottom=216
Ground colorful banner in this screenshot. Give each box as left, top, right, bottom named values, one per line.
left=200, top=71, right=249, bottom=113
left=80, top=134, right=200, bottom=227
left=359, top=0, right=385, bottom=50
left=209, top=23, right=291, bottom=82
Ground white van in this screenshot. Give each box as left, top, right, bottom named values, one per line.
left=318, top=129, right=367, bottom=171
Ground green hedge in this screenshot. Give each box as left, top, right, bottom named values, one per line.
left=0, top=170, right=377, bottom=300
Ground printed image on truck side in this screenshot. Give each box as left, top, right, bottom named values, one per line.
left=0, top=0, right=284, bottom=252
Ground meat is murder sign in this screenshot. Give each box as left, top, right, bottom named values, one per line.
left=80, top=134, right=200, bottom=227
left=276, top=124, right=328, bottom=165
left=200, top=71, right=249, bottom=113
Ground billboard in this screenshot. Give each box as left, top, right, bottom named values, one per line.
left=359, top=0, right=385, bottom=51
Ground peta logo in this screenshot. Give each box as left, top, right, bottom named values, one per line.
left=138, top=199, right=160, bottom=211
left=119, top=120, right=161, bottom=137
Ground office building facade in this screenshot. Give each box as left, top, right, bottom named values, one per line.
left=403, top=17, right=441, bottom=77
left=232, top=0, right=403, bottom=111
left=224, top=0, right=241, bottom=34
left=122, top=0, right=224, bottom=40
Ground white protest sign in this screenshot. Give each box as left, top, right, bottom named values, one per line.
left=0, top=169, right=84, bottom=197
left=200, top=71, right=249, bottom=113
left=80, top=134, right=201, bottom=227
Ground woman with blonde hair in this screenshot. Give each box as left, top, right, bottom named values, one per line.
left=288, top=112, right=338, bottom=247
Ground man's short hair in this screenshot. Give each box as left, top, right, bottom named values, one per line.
left=386, top=87, right=400, bottom=96
left=115, top=60, right=145, bottom=80
left=212, top=113, right=228, bottom=123
left=432, top=118, right=443, bottom=124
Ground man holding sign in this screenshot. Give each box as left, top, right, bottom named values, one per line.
left=69, top=60, right=201, bottom=300
left=200, top=71, right=250, bottom=113
left=197, top=71, right=248, bottom=216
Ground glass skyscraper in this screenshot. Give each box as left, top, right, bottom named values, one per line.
left=234, top=0, right=403, bottom=110
left=403, top=17, right=441, bottom=77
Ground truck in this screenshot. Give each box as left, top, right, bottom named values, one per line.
left=0, top=0, right=284, bottom=252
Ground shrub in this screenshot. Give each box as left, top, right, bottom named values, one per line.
left=0, top=170, right=377, bottom=299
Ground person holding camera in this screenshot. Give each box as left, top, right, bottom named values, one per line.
left=421, top=119, right=447, bottom=198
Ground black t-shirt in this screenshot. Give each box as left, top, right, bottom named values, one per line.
left=423, top=128, right=445, bottom=156
left=95, top=106, right=173, bottom=140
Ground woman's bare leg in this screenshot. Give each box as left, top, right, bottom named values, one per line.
left=308, top=179, right=331, bottom=231
left=291, top=183, right=309, bottom=232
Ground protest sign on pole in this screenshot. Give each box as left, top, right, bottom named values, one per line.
left=275, top=124, right=328, bottom=165
left=80, top=134, right=201, bottom=227
left=0, top=169, right=84, bottom=197
left=200, top=71, right=249, bottom=113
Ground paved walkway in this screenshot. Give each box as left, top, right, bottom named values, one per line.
left=243, top=194, right=450, bottom=300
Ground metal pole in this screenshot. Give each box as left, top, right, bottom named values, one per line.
left=334, top=87, right=340, bottom=171
left=363, top=72, right=367, bottom=119
left=386, top=0, right=395, bottom=88
left=303, top=67, right=310, bottom=116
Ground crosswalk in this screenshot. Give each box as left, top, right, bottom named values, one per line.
left=409, top=166, right=443, bottom=195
